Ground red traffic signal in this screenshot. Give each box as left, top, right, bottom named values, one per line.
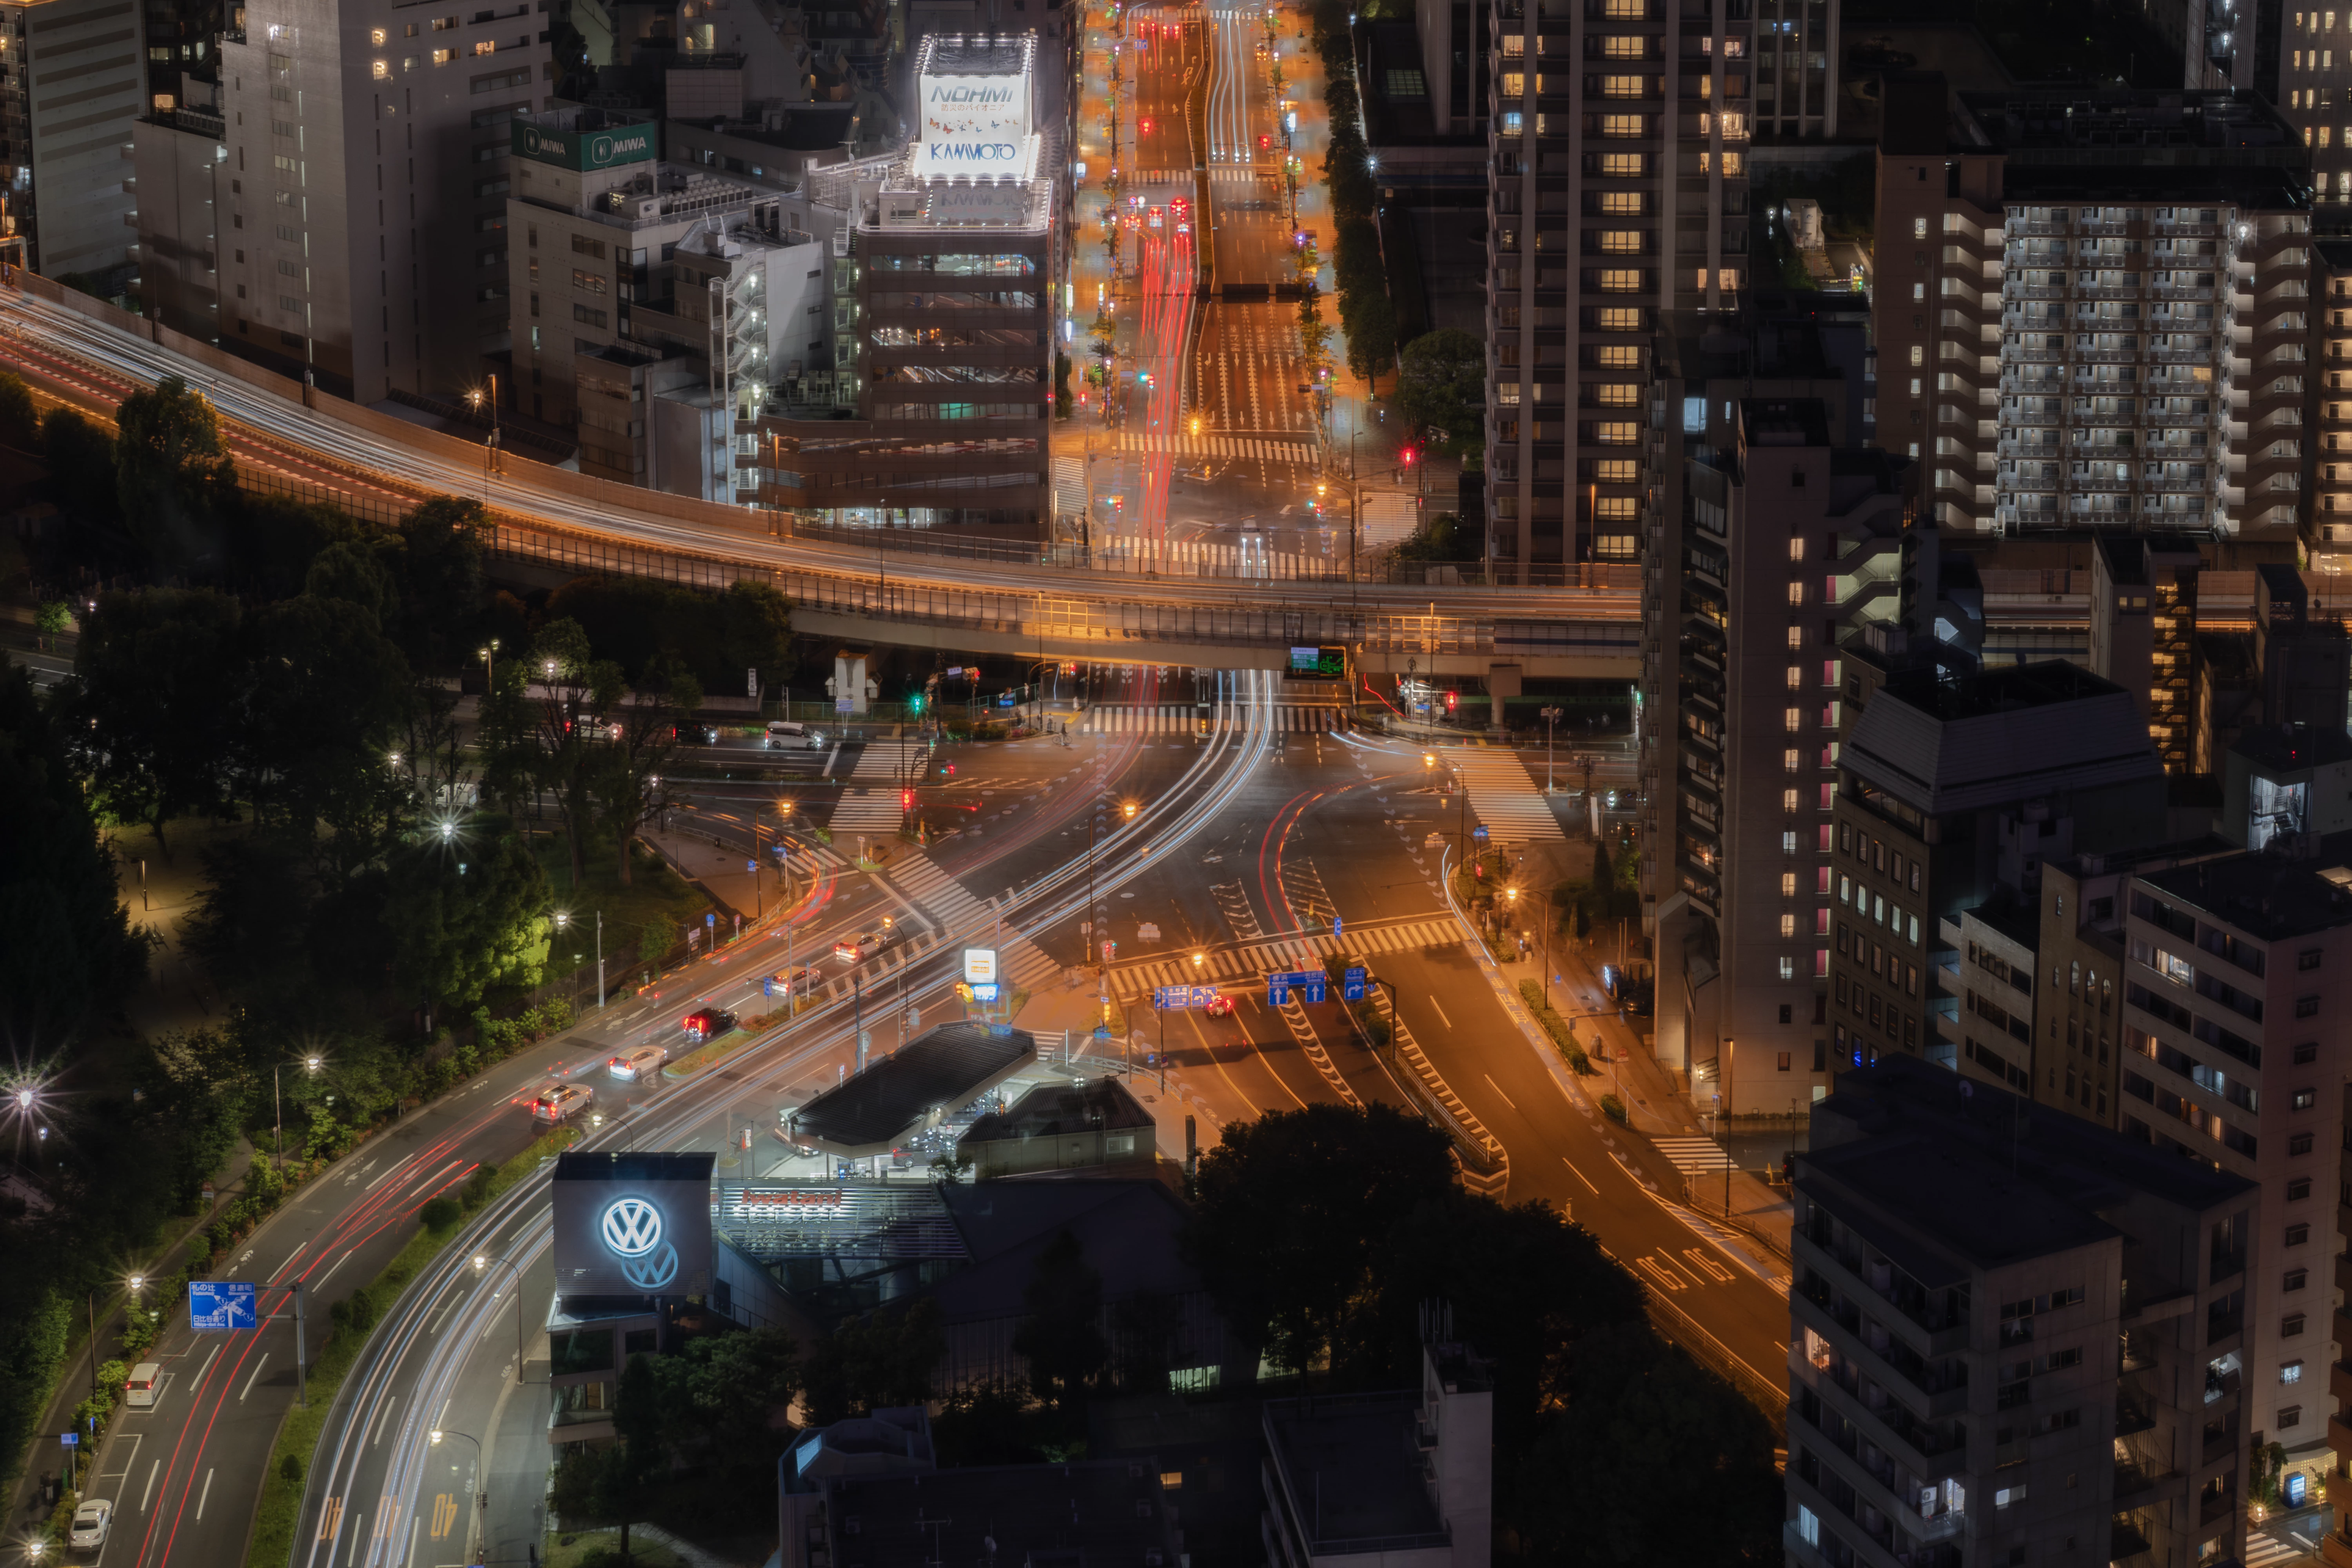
left=1400, top=445, right=1417, bottom=465
left=1258, top=133, right=1272, bottom=149
left=900, top=788, right=915, bottom=811
left=1444, top=691, right=1459, bottom=712
left=1141, top=117, right=1154, bottom=134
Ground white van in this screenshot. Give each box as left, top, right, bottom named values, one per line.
left=124, top=1363, right=162, bottom=1408
left=765, top=721, right=826, bottom=750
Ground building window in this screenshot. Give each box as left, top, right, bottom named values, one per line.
left=2293, top=1088, right=2318, bottom=1110
left=2283, top=1360, right=2306, bottom=1383
left=1782, top=831, right=1799, bottom=855
left=2296, top=996, right=2321, bottom=1018
left=2284, top=1314, right=2308, bottom=1338
left=432, top=47, right=455, bottom=64
left=1778, top=957, right=1796, bottom=980
left=2300, top=947, right=2322, bottom=969
left=2289, top=1178, right=2313, bottom=1200
left=2281, top=1405, right=2303, bottom=1429
left=2286, top=1268, right=2309, bottom=1292
left=2290, top=1132, right=2314, bottom=1155
left=1780, top=914, right=1798, bottom=938
left=2287, top=1222, right=2311, bottom=1245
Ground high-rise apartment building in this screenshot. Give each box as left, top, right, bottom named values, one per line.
left=1640, top=361, right=1921, bottom=1107
left=1875, top=78, right=2313, bottom=541
left=0, top=0, right=145, bottom=286
left=1827, top=661, right=2169, bottom=1071
left=2307, top=238, right=2352, bottom=569
left=1481, top=0, right=1754, bottom=575
left=1748, top=0, right=1833, bottom=142
left=1789, top=1056, right=2258, bottom=1568
left=2118, top=833, right=2352, bottom=1470
left=138, top=0, right=552, bottom=398
left=2274, top=6, right=2352, bottom=208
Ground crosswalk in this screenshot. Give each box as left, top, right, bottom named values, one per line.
left=1443, top=747, right=1569, bottom=844
left=850, top=740, right=922, bottom=780
left=1107, top=917, right=1468, bottom=1001
left=826, top=789, right=907, bottom=833
left=1091, top=535, right=1323, bottom=578
left=1109, top=430, right=1318, bottom=465
left=1652, top=1136, right=1734, bottom=1178
left=1082, top=704, right=1342, bottom=733
left=885, top=854, right=1060, bottom=990
left=1360, top=491, right=1420, bottom=546
left=1207, top=163, right=1272, bottom=181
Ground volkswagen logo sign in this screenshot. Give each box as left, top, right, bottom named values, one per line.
left=600, top=1196, right=679, bottom=1291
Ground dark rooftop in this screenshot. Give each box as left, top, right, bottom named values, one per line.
left=1263, top=1392, right=1448, bottom=1553
left=819, top=1460, right=1176, bottom=1568
left=1843, top=661, right=2163, bottom=814
left=2137, top=829, right=2352, bottom=940
left=961, top=1075, right=1154, bottom=1147
left=1742, top=397, right=1831, bottom=448
left=788, top=1023, right=1036, bottom=1155
left=1962, top=894, right=2038, bottom=951
left=552, top=1150, right=715, bottom=1186
left=931, top=1180, right=1200, bottom=1321
left=1808, top=1057, right=2255, bottom=1275
left=2232, top=723, right=2352, bottom=774
left=915, top=31, right=1033, bottom=76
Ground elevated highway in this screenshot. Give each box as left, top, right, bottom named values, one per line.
left=0, top=278, right=1641, bottom=679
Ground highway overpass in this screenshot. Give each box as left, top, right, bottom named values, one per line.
left=0, top=276, right=1643, bottom=680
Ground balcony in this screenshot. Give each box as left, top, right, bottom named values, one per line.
left=1791, top=1290, right=1970, bottom=1417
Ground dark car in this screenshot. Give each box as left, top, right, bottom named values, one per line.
left=683, top=1007, right=738, bottom=1043
left=675, top=721, right=720, bottom=744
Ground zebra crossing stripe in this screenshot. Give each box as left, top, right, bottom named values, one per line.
left=1651, top=1137, right=1733, bottom=1176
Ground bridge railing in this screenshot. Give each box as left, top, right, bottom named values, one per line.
left=489, top=521, right=1641, bottom=660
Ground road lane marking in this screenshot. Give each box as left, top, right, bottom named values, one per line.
left=1481, top=1074, right=1517, bottom=1110
left=317, top=1498, right=342, bottom=1540
left=1429, top=996, right=1452, bottom=1030
left=189, top=1343, right=222, bottom=1395
left=312, top=1250, right=350, bottom=1292
left=194, top=1470, right=213, bottom=1521
left=140, top=1459, right=159, bottom=1512
left=1683, top=1248, right=1733, bottom=1283
left=373, top=1394, right=401, bottom=1448
left=1561, top=1157, right=1599, bottom=1193
left=239, top=1353, right=270, bottom=1402
left=1635, top=1256, right=1686, bottom=1291
left=431, top=1494, right=459, bottom=1538
left=405, top=1515, right=420, bottom=1568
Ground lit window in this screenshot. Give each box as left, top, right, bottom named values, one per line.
left=1786, top=582, right=1804, bottom=606
left=1780, top=914, right=1798, bottom=938
left=472, top=38, right=495, bottom=54
left=1599, top=230, right=1642, bottom=254
left=1596, top=307, right=1639, bottom=330
left=1602, top=34, right=1642, bottom=56
left=1786, top=626, right=1803, bottom=650
left=1779, top=956, right=1797, bottom=979
left=1782, top=789, right=1801, bottom=812
left=1783, top=750, right=1801, bottom=774
left=1597, top=345, right=1640, bottom=368
left=1602, top=75, right=1643, bottom=97
left=1788, top=536, right=1805, bottom=561
left=1909, top=344, right=1924, bottom=367
left=1785, top=666, right=1802, bottom=690
left=1784, top=708, right=1802, bottom=733
left=372, top=58, right=388, bottom=77
left=1599, top=114, right=1644, bottom=138
left=1782, top=831, right=1799, bottom=854
left=432, top=46, right=455, bottom=63
left=1599, top=191, right=1642, bottom=214
left=1912, top=216, right=1927, bottom=238
left=1780, top=871, right=1798, bottom=896
left=1599, top=154, right=1643, bottom=177
left=1597, top=269, right=1641, bottom=293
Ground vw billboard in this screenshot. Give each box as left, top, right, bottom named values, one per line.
left=552, top=1151, right=715, bottom=1297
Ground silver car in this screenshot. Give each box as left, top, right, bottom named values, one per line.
left=69, top=1500, right=112, bottom=1551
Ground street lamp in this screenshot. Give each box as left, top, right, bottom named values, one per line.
left=274, top=1055, right=323, bottom=1168
left=477, top=640, right=499, bottom=693
left=427, top=1428, right=486, bottom=1563
left=470, top=1254, right=531, bottom=1371
left=1540, top=705, right=1563, bottom=793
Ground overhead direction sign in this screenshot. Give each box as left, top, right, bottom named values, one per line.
left=1343, top=965, right=1368, bottom=1002
left=189, top=1280, right=258, bottom=1331
left=1153, top=985, right=1221, bottom=1010
left=1265, top=970, right=1327, bottom=1005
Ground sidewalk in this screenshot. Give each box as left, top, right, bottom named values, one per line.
left=1492, top=919, right=1794, bottom=1260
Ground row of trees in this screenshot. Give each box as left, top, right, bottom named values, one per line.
left=1298, top=0, right=1399, bottom=387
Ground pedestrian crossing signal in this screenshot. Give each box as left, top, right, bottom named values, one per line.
left=1258, top=133, right=1272, bottom=149
left=1445, top=691, right=1459, bottom=712
left=900, top=788, right=915, bottom=811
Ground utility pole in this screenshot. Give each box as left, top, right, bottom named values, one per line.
left=1541, top=706, right=1562, bottom=793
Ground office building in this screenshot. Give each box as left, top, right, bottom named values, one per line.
left=1481, top=0, right=1757, bottom=573
left=1640, top=376, right=1916, bottom=1108
left=1875, top=79, right=2312, bottom=539
left=2310, top=239, right=2352, bottom=568
left=2275, top=7, right=2352, bottom=209
left=2116, top=829, right=2352, bottom=1467
left=1412, top=0, right=1488, bottom=136
left=0, top=0, right=145, bottom=287
left=737, top=33, right=1055, bottom=541
left=2252, top=561, right=2352, bottom=726
left=138, top=0, right=552, bottom=399
left=1789, top=1056, right=2258, bottom=1568
left=503, top=105, right=839, bottom=492
left=1828, top=661, right=2169, bottom=1071
left=131, top=91, right=225, bottom=335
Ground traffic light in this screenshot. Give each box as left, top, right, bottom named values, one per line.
left=907, top=692, right=924, bottom=715
left=1141, top=117, right=1153, bottom=134
left=1258, top=133, right=1272, bottom=150
left=900, top=788, right=916, bottom=811
left=1400, top=445, right=1417, bottom=466
left=1445, top=691, right=1459, bottom=713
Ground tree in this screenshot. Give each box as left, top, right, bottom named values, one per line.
left=236, top=592, right=413, bottom=863
left=641, top=1326, right=800, bottom=1492
left=1185, top=1102, right=1454, bottom=1377
left=1341, top=285, right=1398, bottom=392
left=41, top=408, right=123, bottom=571
left=1513, top=1325, right=1783, bottom=1567
left=801, top=1299, right=945, bottom=1425
left=0, top=662, right=150, bottom=1052
left=0, top=370, right=38, bottom=450
left=1011, top=1230, right=1107, bottom=1411
left=1394, top=330, right=1485, bottom=454
left=385, top=497, right=487, bottom=670
left=115, top=376, right=237, bottom=574
left=382, top=824, right=552, bottom=1020
left=590, top=654, right=700, bottom=886
left=68, top=587, right=245, bottom=852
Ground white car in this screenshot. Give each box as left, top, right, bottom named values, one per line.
left=530, top=1083, right=594, bottom=1122
left=607, top=1044, right=668, bottom=1081
left=833, top=930, right=890, bottom=964
left=69, top=1500, right=111, bottom=1551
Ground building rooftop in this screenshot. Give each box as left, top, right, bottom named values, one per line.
left=1842, top=661, right=2164, bottom=813
left=787, top=1023, right=1036, bottom=1156
left=914, top=31, right=1034, bottom=77
left=929, top=1180, right=1200, bottom=1322
left=1809, top=1057, right=2256, bottom=1274
left=959, top=1075, right=1154, bottom=1147
left=2232, top=723, right=2352, bottom=773
left=818, top=1459, right=1176, bottom=1568
left=1262, top=1392, right=1448, bottom=1553
left=1740, top=397, right=1831, bottom=448
left=1961, top=893, right=2038, bottom=950
left=2136, top=830, right=2352, bottom=940
left=1960, top=88, right=2302, bottom=161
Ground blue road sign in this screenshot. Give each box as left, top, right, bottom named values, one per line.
left=1189, top=985, right=1218, bottom=1008
left=1155, top=985, right=1225, bottom=1011
left=60, top=1432, right=76, bottom=1447
left=997, top=691, right=1016, bottom=706
left=1343, top=965, right=1368, bottom=1002
left=1265, top=971, right=1327, bottom=1005
left=969, top=982, right=1002, bottom=1003
left=1472, top=824, right=1489, bottom=842
left=762, top=977, right=778, bottom=998
left=1332, top=915, right=1343, bottom=938
left=772, top=844, right=787, bottom=859
left=746, top=859, right=758, bottom=874
left=190, top=1280, right=257, bottom=1331
left=705, top=912, right=716, bottom=928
